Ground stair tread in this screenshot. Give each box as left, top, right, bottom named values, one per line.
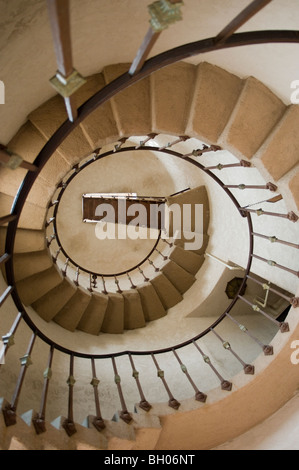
left=16, top=266, right=63, bottom=306
left=31, top=277, right=77, bottom=322
left=77, top=291, right=109, bottom=335
left=137, top=282, right=167, bottom=322
left=14, top=249, right=52, bottom=282
left=122, top=289, right=146, bottom=330
left=103, top=63, right=151, bottom=136
left=161, top=259, right=195, bottom=294
left=169, top=245, right=205, bottom=275
left=150, top=272, right=183, bottom=309
left=54, top=287, right=92, bottom=331
left=100, top=292, right=124, bottom=334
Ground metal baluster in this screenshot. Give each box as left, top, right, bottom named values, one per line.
left=158, top=135, right=189, bottom=150
left=51, top=247, right=61, bottom=264
left=126, top=272, right=137, bottom=289
left=32, top=346, right=54, bottom=434
left=238, top=295, right=289, bottom=332
left=62, top=258, right=70, bottom=277
left=135, top=133, right=158, bottom=149
left=74, top=267, right=80, bottom=286
left=45, top=217, right=55, bottom=228
left=252, top=232, right=299, bottom=250
left=0, top=285, right=14, bottom=307
left=0, top=312, right=22, bottom=369
left=241, top=208, right=298, bottom=222
left=90, top=358, right=105, bottom=431
left=246, top=274, right=299, bottom=308
left=192, top=340, right=232, bottom=391
left=224, top=182, right=277, bottom=191
left=172, top=349, right=207, bottom=402
left=210, top=329, right=255, bottom=374
left=151, top=354, right=180, bottom=409
left=0, top=144, right=38, bottom=172
left=62, top=354, right=77, bottom=436
left=114, top=276, right=123, bottom=294
left=155, top=248, right=168, bottom=261
left=2, top=333, right=36, bottom=426
left=226, top=313, right=273, bottom=355
left=182, top=144, right=222, bottom=158
left=252, top=254, right=299, bottom=278
left=148, top=259, right=159, bottom=272
left=47, top=200, right=59, bottom=209
left=114, top=137, right=127, bottom=152
left=101, top=276, right=108, bottom=295
left=111, top=357, right=132, bottom=424
left=205, top=160, right=252, bottom=170
left=47, top=234, right=57, bottom=248
left=138, top=266, right=149, bottom=282
left=128, top=354, right=152, bottom=411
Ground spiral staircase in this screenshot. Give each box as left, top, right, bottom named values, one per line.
left=0, top=0, right=299, bottom=451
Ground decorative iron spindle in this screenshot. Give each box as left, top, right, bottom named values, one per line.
left=192, top=340, right=232, bottom=391
left=32, top=346, right=54, bottom=434
left=252, top=254, right=299, bottom=277
left=172, top=348, right=207, bottom=402
left=90, top=358, right=106, bottom=431
left=238, top=295, right=289, bottom=332
left=151, top=354, right=180, bottom=409
left=0, top=285, right=14, bottom=307
left=62, top=258, right=70, bottom=277
left=2, top=332, right=36, bottom=426
left=155, top=248, right=168, bottom=261
left=114, top=137, right=127, bottom=152
left=51, top=246, right=61, bottom=262
left=205, top=160, right=252, bottom=170
left=111, top=357, right=132, bottom=423
left=45, top=217, right=55, bottom=228
left=246, top=274, right=299, bottom=308
left=135, top=133, right=158, bottom=149
left=74, top=267, right=80, bottom=286
left=126, top=272, right=137, bottom=289
left=224, top=182, right=277, bottom=191
left=128, top=354, right=152, bottom=411
left=148, top=259, right=159, bottom=272
left=62, top=354, right=77, bottom=436
left=0, top=312, right=22, bottom=369
left=101, top=276, right=108, bottom=295
left=47, top=234, right=57, bottom=248
left=138, top=266, right=149, bottom=282
left=252, top=232, right=299, bottom=250
left=210, top=329, right=255, bottom=374
left=182, top=144, right=222, bottom=158
left=114, top=276, right=123, bottom=294
left=158, top=135, right=189, bottom=150
left=241, top=208, right=298, bottom=222
left=226, top=313, right=273, bottom=355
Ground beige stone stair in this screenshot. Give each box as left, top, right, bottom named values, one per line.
left=150, top=272, right=183, bottom=309
left=100, top=292, right=124, bottom=334
left=103, top=63, right=152, bottom=137
left=77, top=291, right=109, bottom=335
left=16, top=266, right=64, bottom=306
left=123, top=289, right=146, bottom=330
left=31, top=278, right=77, bottom=322
left=169, top=245, right=205, bottom=275
left=53, top=287, right=92, bottom=332
left=137, top=282, right=167, bottom=322
left=13, top=250, right=53, bottom=282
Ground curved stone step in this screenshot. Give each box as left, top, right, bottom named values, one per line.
left=0, top=193, right=46, bottom=230
left=53, top=287, right=92, bottom=332
left=173, top=232, right=209, bottom=255
left=150, top=272, right=183, bottom=310
left=75, top=73, right=119, bottom=148
left=254, top=105, right=299, bottom=181
left=0, top=228, right=45, bottom=254
left=103, top=63, right=152, bottom=137
left=28, top=95, right=93, bottom=166
left=13, top=249, right=52, bottom=282
left=123, top=289, right=146, bottom=330
left=169, top=245, right=205, bottom=275
left=161, top=260, right=195, bottom=294
left=77, top=291, right=109, bottom=335
left=16, top=266, right=63, bottom=306
left=31, top=278, right=77, bottom=322
left=218, top=76, right=285, bottom=160
left=151, top=61, right=196, bottom=135
left=137, top=282, right=167, bottom=322
left=186, top=62, right=243, bottom=143
left=100, top=292, right=124, bottom=334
